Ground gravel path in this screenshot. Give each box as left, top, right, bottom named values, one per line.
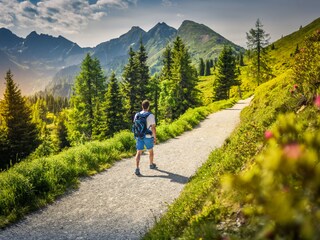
left=0, top=98, right=251, bottom=240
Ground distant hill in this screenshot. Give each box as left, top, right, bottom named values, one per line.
left=0, top=20, right=245, bottom=97
left=178, top=20, right=243, bottom=61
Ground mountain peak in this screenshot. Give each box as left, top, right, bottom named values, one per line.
left=155, top=22, right=169, bottom=27
left=146, top=22, right=177, bottom=39
left=0, top=28, right=23, bottom=49
left=129, top=26, right=144, bottom=32
left=0, top=27, right=13, bottom=34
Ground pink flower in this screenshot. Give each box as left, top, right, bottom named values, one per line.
left=290, top=89, right=294, bottom=94
left=283, top=143, right=302, bottom=160
left=314, top=95, right=320, bottom=109
left=264, top=130, right=273, bottom=140
left=293, top=84, right=298, bottom=89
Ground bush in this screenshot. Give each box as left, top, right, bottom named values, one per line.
left=224, top=109, right=320, bottom=239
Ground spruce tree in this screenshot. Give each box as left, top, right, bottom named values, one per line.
left=172, top=36, right=200, bottom=118
left=0, top=70, right=39, bottom=167
left=136, top=40, right=150, bottom=101
left=122, top=42, right=151, bottom=124
left=213, top=46, right=239, bottom=101
left=122, top=47, right=139, bottom=124
left=205, top=59, right=211, bottom=76
left=158, top=45, right=175, bottom=121
left=68, top=54, right=106, bottom=144
left=53, top=111, right=70, bottom=151
left=149, top=74, right=160, bottom=123
left=102, top=72, right=126, bottom=137
left=199, top=58, right=205, bottom=76
left=159, top=37, right=200, bottom=121
left=246, top=19, right=271, bottom=85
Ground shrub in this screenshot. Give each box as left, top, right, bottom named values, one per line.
left=223, top=108, right=320, bottom=239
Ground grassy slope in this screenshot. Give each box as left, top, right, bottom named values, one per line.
left=143, top=17, right=320, bottom=240
left=268, top=17, right=320, bottom=74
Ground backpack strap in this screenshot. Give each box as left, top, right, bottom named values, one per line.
left=140, top=112, right=152, bottom=135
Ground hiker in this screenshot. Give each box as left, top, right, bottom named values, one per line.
left=133, top=100, right=157, bottom=176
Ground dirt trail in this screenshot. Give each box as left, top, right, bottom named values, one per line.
left=0, top=98, right=252, bottom=240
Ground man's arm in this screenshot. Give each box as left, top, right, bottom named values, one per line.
left=151, top=124, right=157, bottom=144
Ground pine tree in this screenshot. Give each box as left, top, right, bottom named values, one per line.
left=149, top=74, right=160, bottom=123
left=53, top=111, right=70, bottom=151
left=122, top=47, right=139, bottom=124
left=172, top=36, right=200, bottom=118
left=158, top=45, right=174, bottom=121
left=213, top=45, right=239, bottom=101
left=199, top=58, right=205, bottom=76
left=205, top=59, right=211, bottom=76
left=0, top=70, right=39, bottom=167
left=159, top=37, right=200, bottom=121
left=239, top=53, right=245, bottom=66
left=136, top=40, right=150, bottom=101
left=246, top=19, right=271, bottom=85
left=102, top=72, right=126, bottom=138
left=122, top=42, right=151, bottom=124
left=294, top=44, right=299, bottom=55
left=68, top=54, right=106, bottom=144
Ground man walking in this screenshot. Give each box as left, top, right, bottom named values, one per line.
left=133, top=100, right=157, bottom=176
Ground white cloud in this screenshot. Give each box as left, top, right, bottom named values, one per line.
left=162, top=0, right=173, bottom=7
left=0, top=0, right=136, bottom=34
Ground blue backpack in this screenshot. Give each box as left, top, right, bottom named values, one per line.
left=132, top=112, right=152, bottom=139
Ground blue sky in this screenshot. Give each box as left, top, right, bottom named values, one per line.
left=0, top=0, right=319, bottom=48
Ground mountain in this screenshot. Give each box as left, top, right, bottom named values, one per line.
left=178, top=20, right=243, bottom=60
left=93, top=26, right=146, bottom=66
left=0, top=29, right=89, bottom=96
left=0, top=20, right=245, bottom=97
left=20, top=31, right=85, bottom=62
left=0, top=28, right=23, bottom=49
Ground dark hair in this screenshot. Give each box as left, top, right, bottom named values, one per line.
left=142, top=100, right=150, bottom=110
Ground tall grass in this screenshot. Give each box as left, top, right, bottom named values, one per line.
left=0, top=98, right=236, bottom=228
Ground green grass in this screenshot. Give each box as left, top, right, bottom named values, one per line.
left=268, top=17, right=320, bottom=74
left=0, top=130, right=136, bottom=228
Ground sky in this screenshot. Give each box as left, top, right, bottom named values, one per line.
left=0, top=0, right=319, bottom=48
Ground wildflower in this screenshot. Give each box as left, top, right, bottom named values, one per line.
left=290, top=89, right=294, bottom=94
left=264, top=130, right=273, bottom=140
left=314, top=95, right=320, bottom=109
left=283, top=143, right=302, bottom=160
left=293, top=84, right=298, bottom=89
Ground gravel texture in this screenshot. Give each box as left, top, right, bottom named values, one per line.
left=0, top=98, right=251, bottom=240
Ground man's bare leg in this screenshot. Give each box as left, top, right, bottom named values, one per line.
left=135, top=150, right=142, bottom=169
left=149, top=148, right=154, bottom=165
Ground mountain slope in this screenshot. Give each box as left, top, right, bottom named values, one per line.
left=178, top=20, right=244, bottom=61
left=268, top=16, right=320, bottom=73
left=93, top=26, right=146, bottom=67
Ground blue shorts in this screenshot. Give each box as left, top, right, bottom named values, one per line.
left=136, top=137, right=154, bottom=150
